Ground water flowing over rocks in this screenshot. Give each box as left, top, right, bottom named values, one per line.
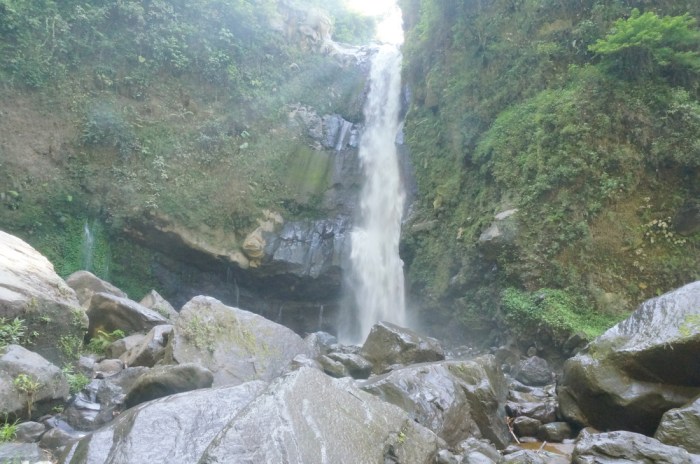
left=164, top=295, right=310, bottom=387
left=0, top=231, right=86, bottom=366
left=558, top=281, right=700, bottom=434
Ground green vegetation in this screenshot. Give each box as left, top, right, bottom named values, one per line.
left=182, top=315, right=220, bottom=353
left=62, top=366, right=91, bottom=395
left=13, top=374, right=42, bottom=418
left=0, top=318, right=27, bottom=349
left=399, top=0, right=700, bottom=345
left=85, top=329, right=125, bottom=355
left=0, top=417, right=18, bottom=443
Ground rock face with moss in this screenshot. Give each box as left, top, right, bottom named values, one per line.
left=164, top=296, right=311, bottom=387
left=0, top=231, right=86, bottom=366
left=398, top=0, right=700, bottom=346
left=558, top=281, right=700, bottom=435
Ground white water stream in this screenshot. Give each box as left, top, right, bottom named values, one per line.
left=342, top=45, right=406, bottom=343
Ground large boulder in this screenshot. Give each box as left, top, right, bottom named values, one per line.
left=123, top=363, right=213, bottom=408
left=0, top=344, right=69, bottom=420
left=360, top=356, right=511, bottom=449
left=360, top=321, right=445, bottom=373
left=139, top=289, right=178, bottom=320
left=120, top=324, right=173, bottom=367
left=572, top=431, right=699, bottom=464
left=199, top=367, right=442, bottom=463
left=0, top=230, right=86, bottom=366
left=65, top=270, right=127, bottom=307
left=164, top=296, right=311, bottom=387
left=655, top=396, right=700, bottom=454
left=59, top=381, right=268, bottom=463
left=86, top=292, right=168, bottom=338
left=558, top=281, right=700, bottom=434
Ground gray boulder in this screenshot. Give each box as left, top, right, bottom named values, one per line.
left=0, top=230, right=86, bottom=366
left=199, top=367, right=442, bottom=463
left=559, top=281, right=700, bottom=434
left=478, top=209, right=519, bottom=259
left=86, top=292, right=168, bottom=338
left=0, top=442, right=52, bottom=463
left=139, top=289, right=178, bottom=320
left=326, top=351, right=372, bottom=379
left=165, top=296, right=310, bottom=387
left=513, top=356, right=553, bottom=386
left=120, top=324, right=173, bottom=367
left=360, top=321, right=445, bottom=374
left=60, top=381, right=268, bottom=464
left=655, top=396, right=700, bottom=453
left=123, top=363, right=214, bottom=408
left=502, top=449, right=569, bottom=464
left=0, top=344, right=69, bottom=420
left=14, top=421, right=46, bottom=442
left=65, top=270, right=127, bottom=306
left=573, top=430, right=698, bottom=464
left=360, top=356, right=510, bottom=448
left=105, top=333, right=146, bottom=359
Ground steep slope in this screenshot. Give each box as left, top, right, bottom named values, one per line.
left=398, top=0, right=700, bottom=349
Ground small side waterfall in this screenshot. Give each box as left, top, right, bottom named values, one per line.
left=81, top=220, right=95, bottom=272
left=341, top=45, right=406, bottom=344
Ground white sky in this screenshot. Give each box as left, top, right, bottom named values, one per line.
left=345, top=0, right=404, bottom=44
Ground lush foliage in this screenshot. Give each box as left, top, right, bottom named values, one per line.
left=590, top=9, right=700, bottom=82
left=0, top=317, right=27, bottom=349
left=399, top=0, right=700, bottom=344
left=0, top=418, right=18, bottom=443
left=86, top=329, right=125, bottom=355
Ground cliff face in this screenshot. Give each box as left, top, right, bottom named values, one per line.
left=0, top=0, right=375, bottom=333
left=398, top=0, right=700, bottom=347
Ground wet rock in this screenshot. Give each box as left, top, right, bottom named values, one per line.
left=513, top=416, right=542, bottom=438
left=0, top=442, right=52, bottom=463
left=199, top=367, right=442, bottom=463
left=290, top=354, right=322, bottom=371
left=457, top=437, right=502, bottom=462
left=39, top=427, right=77, bottom=454
left=559, top=281, right=700, bottom=434
left=318, top=354, right=350, bottom=378
left=164, top=296, right=310, bottom=387
left=86, top=292, right=168, bottom=338
left=93, top=358, right=124, bottom=377
left=59, top=381, right=267, bottom=463
left=360, top=321, right=445, bottom=374
left=327, top=351, right=372, bottom=379
left=304, top=331, right=337, bottom=357
left=462, top=451, right=496, bottom=464
left=123, top=363, right=213, bottom=408
left=361, top=356, right=510, bottom=448
left=0, top=345, right=69, bottom=420
left=513, top=356, right=553, bottom=386
left=14, top=421, right=46, bottom=442
left=437, top=449, right=461, bottom=464
left=538, top=422, right=572, bottom=442
left=655, top=396, right=700, bottom=453
left=506, top=400, right=558, bottom=424
left=65, top=270, right=127, bottom=306
left=478, top=209, right=519, bottom=259
left=139, top=289, right=178, bottom=320
left=502, top=449, right=569, bottom=464
left=573, top=430, right=697, bottom=463
left=0, top=231, right=86, bottom=366
left=105, top=333, right=146, bottom=359
left=119, top=324, right=173, bottom=367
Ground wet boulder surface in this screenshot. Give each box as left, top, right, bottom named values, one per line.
left=164, top=296, right=311, bottom=387
left=360, top=356, right=510, bottom=448
left=558, top=281, right=700, bottom=434
left=360, top=320, right=445, bottom=373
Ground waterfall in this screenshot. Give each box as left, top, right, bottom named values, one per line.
left=342, top=45, right=406, bottom=344
left=81, top=220, right=95, bottom=272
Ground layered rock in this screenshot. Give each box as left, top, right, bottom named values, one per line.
left=0, top=230, right=86, bottom=365
left=360, top=321, right=445, bottom=374
left=86, top=292, right=168, bottom=338
left=558, top=281, right=700, bottom=434
left=572, top=431, right=699, bottom=464
left=65, top=270, right=127, bottom=307
left=655, top=396, right=700, bottom=454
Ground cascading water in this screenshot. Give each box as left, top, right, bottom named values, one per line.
left=81, top=220, right=95, bottom=272
left=341, top=44, right=406, bottom=344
